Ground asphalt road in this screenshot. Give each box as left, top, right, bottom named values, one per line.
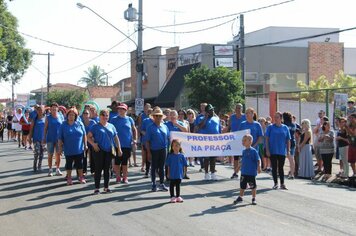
left=0, top=140, right=355, bottom=236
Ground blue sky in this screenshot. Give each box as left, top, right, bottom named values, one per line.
left=1, top=0, right=355, bottom=99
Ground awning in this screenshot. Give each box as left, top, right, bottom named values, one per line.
left=155, top=63, right=200, bottom=107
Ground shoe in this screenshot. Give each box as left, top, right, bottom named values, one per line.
left=28, top=146, right=33, bottom=150
left=48, top=169, right=53, bottom=177
left=183, top=175, right=190, bottom=180
left=199, top=168, right=203, bottom=172
left=252, top=198, right=257, bottom=205
left=116, top=176, right=121, bottom=183
left=152, top=184, right=157, bottom=192
left=67, top=177, right=73, bottom=185
left=55, top=169, right=63, bottom=176
left=287, top=175, right=294, bottom=180
left=143, top=174, right=149, bottom=178
left=233, top=196, right=243, bottom=204
left=123, top=177, right=129, bottom=184
left=160, top=183, right=168, bottom=191
left=103, top=188, right=112, bottom=193
left=37, top=165, right=42, bottom=172
left=170, top=197, right=176, bottom=203
left=211, top=173, right=218, bottom=181
left=230, top=173, right=239, bottom=179
left=280, top=184, right=288, bottom=190
left=204, top=173, right=211, bottom=180
left=129, top=164, right=133, bottom=167
left=176, top=196, right=184, bottom=203
left=141, top=167, right=145, bottom=172
left=24, top=146, right=28, bottom=150
left=79, top=176, right=86, bottom=184
left=272, top=184, right=278, bottom=190
left=134, top=164, right=139, bottom=167
left=189, top=163, right=195, bottom=167
left=93, top=189, right=100, bottom=195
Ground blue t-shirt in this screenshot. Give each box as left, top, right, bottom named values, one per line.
left=241, top=147, right=260, bottom=176
left=165, top=120, right=185, bottom=133
left=141, top=117, right=154, bottom=143
left=58, top=121, right=86, bottom=156
left=194, top=114, right=205, bottom=128
left=284, top=122, right=296, bottom=147
left=111, top=115, right=135, bottom=148
left=139, top=112, right=149, bottom=129
left=32, top=116, right=46, bottom=142
left=198, top=116, right=221, bottom=134
left=239, top=121, right=263, bottom=146
left=89, top=123, right=118, bottom=152
left=109, top=111, right=118, bottom=122
left=29, top=110, right=37, bottom=121
left=46, top=114, right=64, bottom=142
left=83, top=119, right=96, bottom=147
left=230, top=114, right=246, bottom=132
left=265, top=124, right=291, bottom=155
left=165, top=153, right=188, bottom=179
left=146, top=122, right=170, bottom=150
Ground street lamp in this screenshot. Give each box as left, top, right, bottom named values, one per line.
left=76, top=3, right=143, bottom=108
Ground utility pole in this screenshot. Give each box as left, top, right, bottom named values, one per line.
left=136, top=0, right=143, bottom=99
left=239, top=14, right=245, bottom=97
left=11, top=76, right=15, bottom=109
left=32, top=52, right=54, bottom=95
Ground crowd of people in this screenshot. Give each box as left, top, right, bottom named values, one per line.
left=0, top=99, right=355, bottom=204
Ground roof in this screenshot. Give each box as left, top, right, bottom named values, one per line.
left=30, top=83, right=84, bottom=93
left=154, top=63, right=200, bottom=107
left=87, top=86, right=120, bottom=99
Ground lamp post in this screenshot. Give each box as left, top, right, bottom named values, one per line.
left=76, top=3, right=143, bottom=106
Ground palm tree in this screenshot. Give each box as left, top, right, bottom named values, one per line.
left=78, top=65, right=107, bottom=87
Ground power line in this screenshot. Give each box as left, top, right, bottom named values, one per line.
left=146, top=0, right=295, bottom=29
left=52, top=33, right=136, bottom=74
left=0, top=23, right=131, bottom=54
left=144, top=18, right=235, bottom=34
left=243, top=26, right=356, bottom=49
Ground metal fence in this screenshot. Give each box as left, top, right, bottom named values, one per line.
left=245, top=86, right=356, bottom=126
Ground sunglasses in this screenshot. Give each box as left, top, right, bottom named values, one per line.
left=83, top=112, right=89, bottom=115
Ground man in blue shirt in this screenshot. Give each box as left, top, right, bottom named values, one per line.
left=146, top=108, right=170, bottom=192
left=195, top=104, right=221, bottom=181
left=194, top=103, right=207, bottom=171
left=238, top=107, right=263, bottom=149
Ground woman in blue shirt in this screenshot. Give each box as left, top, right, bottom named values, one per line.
left=88, top=109, right=122, bottom=194
left=266, top=112, right=291, bottom=190
left=110, top=103, right=137, bottom=184
left=28, top=105, right=46, bottom=172
left=43, top=102, right=64, bottom=177
left=81, top=108, right=97, bottom=176
left=58, top=107, right=87, bottom=186
left=283, top=112, right=297, bottom=179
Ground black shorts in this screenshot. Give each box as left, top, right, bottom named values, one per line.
left=7, top=124, right=12, bottom=130
left=114, top=147, right=131, bottom=166
left=240, top=175, right=257, bottom=190
left=234, top=156, right=241, bottom=161
left=22, top=130, right=30, bottom=136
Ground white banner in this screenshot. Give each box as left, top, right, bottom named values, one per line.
left=170, top=130, right=250, bottom=157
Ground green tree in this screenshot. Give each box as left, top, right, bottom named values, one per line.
left=0, top=0, right=32, bottom=83
left=297, top=71, right=356, bottom=102
left=47, top=90, right=89, bottom=109
left=184, top=66, right=244, bottom=113
left=78, top=65, right=107, bottom=87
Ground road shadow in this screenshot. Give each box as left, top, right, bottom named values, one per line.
left=113, top=201, right=168, bottom=216
left=190, top=203, right=248, bottom=217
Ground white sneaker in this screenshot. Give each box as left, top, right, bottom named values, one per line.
left=211, top=173, right=218, bottom=181
left=56, top=168, right=63, bottom=176
left=48, top=169, right=53, bottom=177
left=204, top=173, right=211, bottom=180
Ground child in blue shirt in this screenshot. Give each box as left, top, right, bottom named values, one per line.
left=165, top=139, right=188, bottom=203
left=234, top=134, right=261, bottom=205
